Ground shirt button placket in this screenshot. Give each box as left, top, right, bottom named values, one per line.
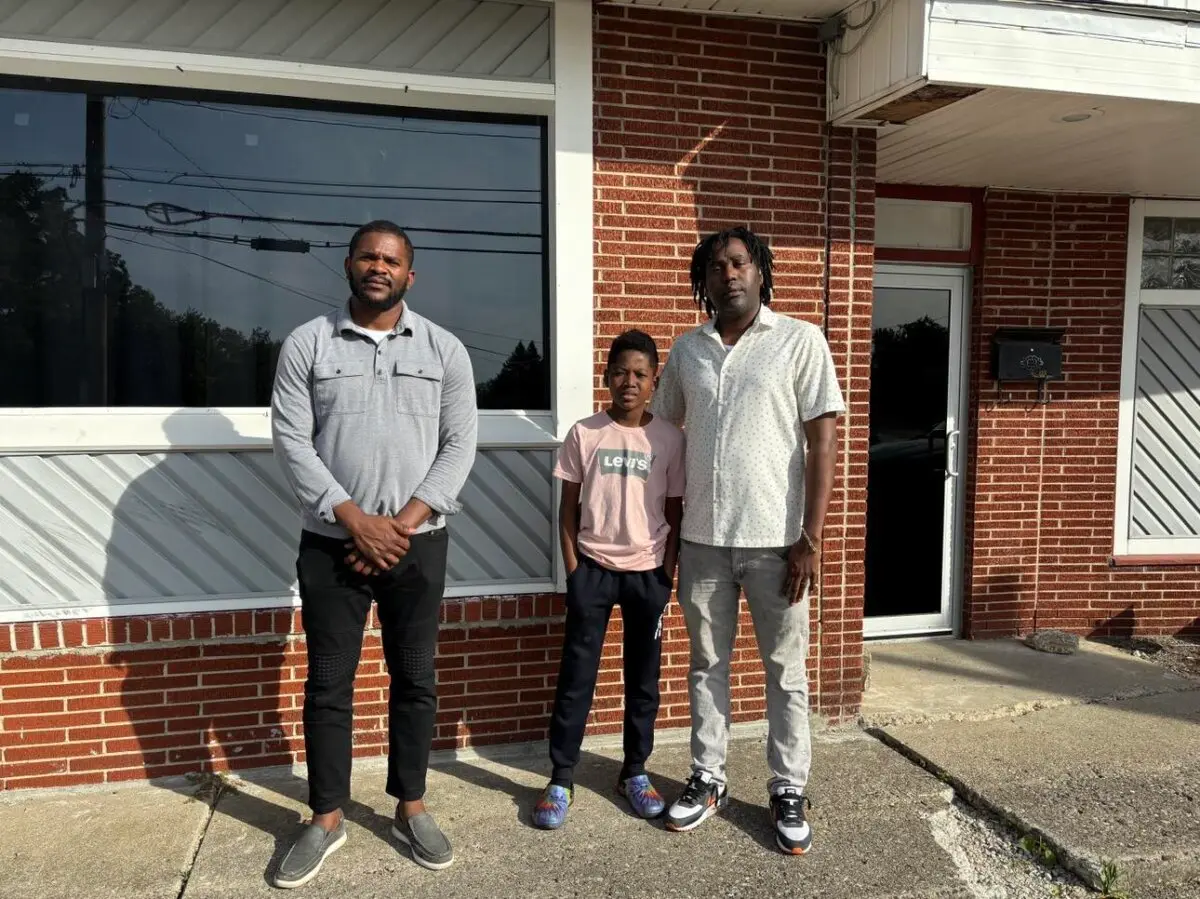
left=713, top=359, right=722, bottom=534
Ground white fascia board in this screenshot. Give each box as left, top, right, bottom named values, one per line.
left=0, top=409, right=558, bottom=454
left=925, top=1, right=1200, bottom=106
left=0, top=37, right=554, bottom=117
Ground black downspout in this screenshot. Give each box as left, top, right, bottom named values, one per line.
left=821, top=122, right=831, bottom=337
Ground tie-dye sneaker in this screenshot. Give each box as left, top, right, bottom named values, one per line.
left=532, top=783, right=573, bottom=830
left=617, top=774, right=666, bottom=819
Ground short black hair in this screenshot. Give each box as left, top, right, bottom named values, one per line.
left=607, top=329, right=659, bottom=371
left=689, top=226, right=774, bottom=318
left=348, top=220, right=414, bottom=266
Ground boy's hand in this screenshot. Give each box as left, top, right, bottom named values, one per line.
left=662, top=552, right=678, bottom=584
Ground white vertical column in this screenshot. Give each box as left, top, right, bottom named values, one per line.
left=549, top=0, right=595, bottom=441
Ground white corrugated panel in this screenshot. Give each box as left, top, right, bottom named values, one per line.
left=0, top=0, right=552, bottom=81
left=0, top=448, right=554, bottom=613
left=828, top=0, right=925, bottom=122
left=1129, top=307, right=1200, bottom=538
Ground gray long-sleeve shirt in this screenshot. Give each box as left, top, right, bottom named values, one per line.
left=270, top=302, right=478, bottom=539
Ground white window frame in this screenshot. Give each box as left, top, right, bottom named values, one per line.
left=0, top=0, right=593, bottom=617
left=1114, top=199, right=1200, bottom=559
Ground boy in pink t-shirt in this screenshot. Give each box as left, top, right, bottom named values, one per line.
left=532, top=330, right=685, bottom=830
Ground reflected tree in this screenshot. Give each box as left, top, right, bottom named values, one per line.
left=870, top=315, right=950, bottom=438
left=0, top=171, right=282, bottom=407
left=476, top=340, right=548, bottom=410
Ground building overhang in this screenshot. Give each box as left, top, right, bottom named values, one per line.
left=825, top=0, right=1200, bottom=196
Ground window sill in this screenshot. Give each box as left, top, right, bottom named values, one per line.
left=1110, top=555, right=1200, bottom=569
left=0, top=579, right=559, bottom=624
left=0, top=408, right=557, bottom=454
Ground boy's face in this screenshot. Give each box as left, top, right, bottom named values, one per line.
left=606, top=350, right=656, bottom=414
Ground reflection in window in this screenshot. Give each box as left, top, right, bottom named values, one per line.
left=0, top=81, right=549, bottom=409
left=1141, top=217, right=1200, bottom=290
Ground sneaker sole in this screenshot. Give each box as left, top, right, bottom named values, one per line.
left=391, top=824, right=455, bottom=871
left=771, top=809, right=812, bottom=855
left=775, top=834, right=811, bottom=856
left=664, top=793, right=728, bottom=833
left=273, top=830, right=346, bottom=889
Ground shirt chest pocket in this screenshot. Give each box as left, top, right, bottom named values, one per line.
left=393, top=359, right=443, bottom=417
left=313, top=360, right=368, bottom=416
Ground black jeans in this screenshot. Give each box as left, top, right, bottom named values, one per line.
left=549, top=555, right=673, bottom=784
left=297, top=528, right=448, bottom=814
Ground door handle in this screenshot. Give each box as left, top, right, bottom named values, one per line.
left=946, top=429, right=961, bottom=478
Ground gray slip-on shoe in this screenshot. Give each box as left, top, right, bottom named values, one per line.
left=391, top=811, right=454, bottom=870
left=274, top=819, right=347, bottom=889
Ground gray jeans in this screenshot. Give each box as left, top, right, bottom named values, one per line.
left=677, top=540, right=811, bottom=794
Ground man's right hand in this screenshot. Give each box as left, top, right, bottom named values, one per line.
left=334, top=503, right=411, bottom=574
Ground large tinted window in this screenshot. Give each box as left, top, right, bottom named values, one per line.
left=0, top=80, right=549, bottom=410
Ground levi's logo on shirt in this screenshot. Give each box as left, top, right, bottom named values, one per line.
left=598, top=449, right=652, bottom=481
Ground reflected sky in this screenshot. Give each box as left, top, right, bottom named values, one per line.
left=0, top=83, right=548, bottom=406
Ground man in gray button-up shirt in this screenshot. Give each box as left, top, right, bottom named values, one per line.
left=271, top=220, right=476, bottom=886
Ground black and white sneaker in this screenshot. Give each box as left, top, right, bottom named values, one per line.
left=770, top=789, right=813, bottom=855
left=665, top=770, right=728, bottom=832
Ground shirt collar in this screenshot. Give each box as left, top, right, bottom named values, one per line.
left=701, top=302, right=778, bottom=340
left=336, top=301, right=415, bottom=338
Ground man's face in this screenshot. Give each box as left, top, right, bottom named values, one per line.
left=345, top=231, right=414, bottom=312
left=705, top=237, right=762, bottom=320
left=605, top=350, right=656, bottom=414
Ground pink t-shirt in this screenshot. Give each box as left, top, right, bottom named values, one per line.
left=553, top=412, right=686, bottom=572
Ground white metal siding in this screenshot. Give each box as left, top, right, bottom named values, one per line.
left=925, top=0, right=1200, bottom=105
left=1129, top=307, right=1200, bottom=538
left=0, top=0, right=552, bottom=81
left=0, top=448, right=554, bottom=614
left=828, top=0, right=925, bottom=123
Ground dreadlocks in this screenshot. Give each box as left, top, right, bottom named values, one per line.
left=689, top=227, right=775, bottom=318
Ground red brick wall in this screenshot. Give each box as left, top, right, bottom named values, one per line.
left=965, top=190, right=1200, bottom=639
left=0, top=598, right=563, bottom=791
left=593, top=7, right=874, bottom=726
left=0, top=8, right=876, bottom=793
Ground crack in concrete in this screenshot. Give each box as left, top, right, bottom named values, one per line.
left=860, top=682, right=1199, bottom=730
left=866, top=726, right=1109, bottom=891
left=176, top=778, right=232, bottom=899
left=926, top=801, right=1091, bottom=899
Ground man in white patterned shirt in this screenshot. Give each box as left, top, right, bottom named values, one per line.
left=651, top=227, right=844, bottom=855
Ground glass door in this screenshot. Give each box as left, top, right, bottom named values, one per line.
left=864, top=267, right=968, bottom=637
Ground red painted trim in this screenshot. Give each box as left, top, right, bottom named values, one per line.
left=1110, top=555, right=1200, bottom=568
left=876, top=184, right=979, bottom=204
left=876, top=247, right=972, bottom=264
left=876, top=184, right=987, bottom=266
left=969, top=192, right=986, bottom=267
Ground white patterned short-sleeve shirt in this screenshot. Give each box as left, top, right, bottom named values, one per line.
left=650, top=303, right=845, bottom=548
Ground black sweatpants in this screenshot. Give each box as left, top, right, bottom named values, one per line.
left=296, top=528, right=448, bottom=814
left=549, top=554, right=673, bottom=784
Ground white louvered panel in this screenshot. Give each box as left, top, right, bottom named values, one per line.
left=0, top=0, right=553, bottom=81
left=0, top=448, right=555, bottom=612
left=1129, top=307, right=1200, bottom=538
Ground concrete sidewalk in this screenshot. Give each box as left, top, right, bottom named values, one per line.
left=2, top=733, right=988, bottom=899
left=1, top=636, right=1196, bottom=899
left=864, top=638, right=1200, bottom=899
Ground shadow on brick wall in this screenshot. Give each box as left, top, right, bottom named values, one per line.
left=103, top=410, right=309, bottom=884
